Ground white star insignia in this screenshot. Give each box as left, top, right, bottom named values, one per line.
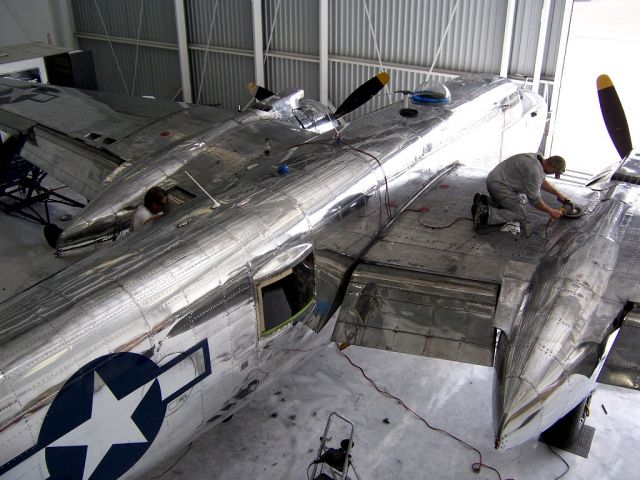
left=49, top=372, right=151, bottom=480
left=0, top=87, right=33, bottom=103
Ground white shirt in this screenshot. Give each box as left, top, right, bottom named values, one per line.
left=132, top=205, right=161, bottom=231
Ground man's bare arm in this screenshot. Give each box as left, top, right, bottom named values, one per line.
left=535, top=198, right=563, bottom=219
left=541, top=180, right=567, bottom=203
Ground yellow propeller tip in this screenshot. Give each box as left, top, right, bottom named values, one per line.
left=597, top=74, right=613, bottom=90
left=377, top=72, right=390, bottom=86
left=247, top=82, right=258, bottom=94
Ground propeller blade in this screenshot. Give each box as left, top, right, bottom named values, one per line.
left=333, top=72, right=390, bottom=119
left=597, top=74, right=632, bottom=159
left=247, top=82, right=275, bottom=101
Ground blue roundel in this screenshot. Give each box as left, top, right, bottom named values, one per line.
left=38, top=352, right=166, bottom=480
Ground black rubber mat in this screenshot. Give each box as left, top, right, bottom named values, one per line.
left=540, top=425, right=595, bottom=458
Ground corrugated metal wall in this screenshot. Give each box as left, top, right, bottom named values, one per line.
left=78, top=38, right=182, bottom=98
left=72, top=0, right=570, bottom=117
left=186, top=0, right=253, bottom=49
left=74, top=0, right=180, bottom=97
left=331, top=0, right=507, bottom=73
left=185, top=0, right=255, bottom=106
left=264, top=0, right=319, bottom=55
left=190, top=50, right=254, bottom=109
left=74, top=0, right=178, bottom=44
left=263, top=1, right=320, bottom=102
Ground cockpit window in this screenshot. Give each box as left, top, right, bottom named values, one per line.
left=257, top=253, right=315, bottom=336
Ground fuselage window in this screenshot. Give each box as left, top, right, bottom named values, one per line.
left=258, top=253, right=315, bottom=336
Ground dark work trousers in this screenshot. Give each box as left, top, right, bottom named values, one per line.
left=486, top=180, right=528, bottom=225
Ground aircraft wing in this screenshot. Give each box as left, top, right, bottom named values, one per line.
left=595, top=149, right=640, bottom=390
left=0, top=79, right=234, bottom=200
left=332, top=160, right=640, bottom=380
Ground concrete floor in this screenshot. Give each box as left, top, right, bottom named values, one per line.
left=151, top=346, right=639, bottom=480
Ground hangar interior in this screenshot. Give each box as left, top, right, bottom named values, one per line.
left=1, top=1, right=639, bottom=479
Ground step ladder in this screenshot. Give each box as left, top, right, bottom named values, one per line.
left=310, top=412, right=361, bottom=480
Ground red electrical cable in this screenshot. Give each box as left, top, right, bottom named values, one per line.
left=336, top=345, right=514, bottom=480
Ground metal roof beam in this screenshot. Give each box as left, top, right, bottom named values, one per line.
left=532, top=0, right=552, bottom=93
left=319, top=0, right=329, bottom=106
left=251, top=0, right=265, bottom=88
left=174, top=0, right=192, bottom=103
left=500, top=0, right=516, bottom=78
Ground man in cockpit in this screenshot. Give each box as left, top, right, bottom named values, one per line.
left=472, top=153, right=569, bottom=234
left=132, top=186, right=168, bottom=231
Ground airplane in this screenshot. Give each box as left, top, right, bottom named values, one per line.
left=0, top=68, right=638, bottom=480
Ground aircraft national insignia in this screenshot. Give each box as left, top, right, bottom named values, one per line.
left=0, top=85, right=58, bottom=104
left=0, top=341, right=211, bottom=480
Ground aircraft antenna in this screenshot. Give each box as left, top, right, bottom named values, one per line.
left=184, top=170, right=221, bottom=209
left=323, top=105, right=342, bottom=140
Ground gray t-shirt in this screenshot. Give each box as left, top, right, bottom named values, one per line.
left=487, top=153, right=546, bottom=205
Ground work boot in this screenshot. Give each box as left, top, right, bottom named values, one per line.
left=471, top=193, right=489, bottom=217
left=473, top=204, right=488, bottom=231
left=500, top=222, right=520, bottom=235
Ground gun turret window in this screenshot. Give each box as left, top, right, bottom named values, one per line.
left=257, top=253, right=315, bottom=336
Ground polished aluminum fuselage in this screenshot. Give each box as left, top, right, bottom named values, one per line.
left=0, top=76, right=546, bottom=478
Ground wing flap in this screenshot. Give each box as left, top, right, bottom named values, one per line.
left=332, top=263, right=499, bottom=366
left=598, top=306, right=640, bottom=390
left=0, top=109, right=36, bottom=136
left=21, top=126, right=122, bottom=200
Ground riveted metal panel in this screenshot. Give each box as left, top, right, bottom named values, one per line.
left=73, top=0, right=177, bottom=44
left=78, top=38, right=181, bottom=99
left=598, top=307, right=640, bottom=391
left=186, top=0, right=254, bottom=50
left=333, top=263, right=498, bottom=366
left=264, top=0, right=319, bottom=56
left=190, top=50, right=254, bottom=110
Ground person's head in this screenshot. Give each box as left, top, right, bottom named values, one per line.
left=542, top=155, right=566, bottom=179
left=144, top=186, right=167, bottom=214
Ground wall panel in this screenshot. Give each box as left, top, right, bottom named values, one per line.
left=186, top=0, right=253, bottom=50
left=71, top=0, right=570, bottom=127
left=74, top=0, right=177, bottom=44
left=190, top=50, right=254, bottom=109
left=78, top=38, right=181, bottom=99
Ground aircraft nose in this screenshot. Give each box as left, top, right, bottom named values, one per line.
left=56, top=218, right=90, bottom=248
left=494, top=375, right=542, bottom=450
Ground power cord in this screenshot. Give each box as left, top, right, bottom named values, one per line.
left=547, top=445, right=570, bottom=479
left=414, top=210, right=552, bottom=241
left=336, top=346, right=514, bottom=480
left=418, top=215, right=472, bottom=229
